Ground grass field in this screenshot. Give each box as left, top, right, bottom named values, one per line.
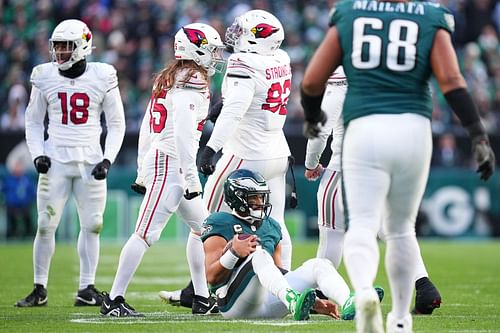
left=1, top=240, right=499, bottom=333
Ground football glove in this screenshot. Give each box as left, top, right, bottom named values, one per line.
left=131, top=182, right=146, bottom=194
left=303, top=110, right=327, bottom=139
left=197, top=146, right=216, bottom=176
left=471, top=134, right=495, bottom=181
left=34, top=155, right=51, bottom=174
left=91, top=159, right=111, bottom=180
left=184, top=189, right=201, bottom=200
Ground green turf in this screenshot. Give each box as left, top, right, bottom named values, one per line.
left=1, top=240, right=499, bottom=332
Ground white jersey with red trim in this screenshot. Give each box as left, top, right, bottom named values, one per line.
left=305, top=66, right=347, bottom=171
left=206, top=50, right=291, bottom=160
left=137, top=69, right=209, bottom=192
left=25, top=62, right=125, bottom=164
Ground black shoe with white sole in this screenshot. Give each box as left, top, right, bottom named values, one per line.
left=192, top=295, right=219, bottom=314
left=100, top=292, right=144, bottom=317
left=75, top=284, right=104, bottom=306
left=15, top=284, right=48, bottom=307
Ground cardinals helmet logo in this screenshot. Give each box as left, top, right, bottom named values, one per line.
left=251, top=23, right=280, bottom=39
left=82, top=26, right=92, bottom=42
left=183, top=27, right=208, bottom=47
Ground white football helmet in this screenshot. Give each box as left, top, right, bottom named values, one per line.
left=225, top=9, right=284, bottom=56
left=49, top=19, right=92, bottom=70
left=174, top=23, right=225, bottom=76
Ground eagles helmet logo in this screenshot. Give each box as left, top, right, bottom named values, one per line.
left=183, top=27, right=208, bottom=47
left=251, top=23, right=280, bottom=39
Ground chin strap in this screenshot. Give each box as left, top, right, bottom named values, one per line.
left=288, top=156, right=298, bottom=208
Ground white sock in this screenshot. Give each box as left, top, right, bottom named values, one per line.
left=186, top=232, right=209, bottom=298
left=413, top=244, right=429, bottom=282
left=316, top=227, right=345, bottom=269
left=109, top=234, right=148, bottom=300
left=33, top=232, right=56, bottom=287
left=312, top=258, right=351, bottom=306
left=279, top=228, right=292, bottom=271
left=252, top=249, right=292, bottom=306
left=343, top=226, right=379, bottom=292
left=385, top=234, right=419, bottom=318
left=77, top=230, right=100, bottom=289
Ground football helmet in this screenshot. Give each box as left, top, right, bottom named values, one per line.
left=225, top=9, right=284, bottom=56
left=49, top=19, right=93, bottom=70
left=224, top=169, right=272, bottom=223
left=174, top=23, right=225, bottom=76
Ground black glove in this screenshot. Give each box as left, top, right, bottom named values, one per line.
left=184, top=189, right=201, bottom=200
left=197, top=146, right=216, bottom=176
left=471, top=135, right=495, bottom=181
left=208, top=99, right=223, bottom=124
left=34, top=155, right=51, bottom=174
left=91, top=159, right=111, bottom=180
left=303, top=110, right=327, bottom=139
left=131, top=182, right=146, bottom=195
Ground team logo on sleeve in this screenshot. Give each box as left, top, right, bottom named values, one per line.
left=251, top=23, right=280, bottom=39
left=183, top=27, right=208, bottom=47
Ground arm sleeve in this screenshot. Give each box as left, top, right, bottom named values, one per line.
left=305, top=130, right=331, bottom=169
left=102, top=86, right=126, bottom=163
left=25, top=85, right=48, bottom=160
left=206, top=77, right=255, bottom=152
left=172, top=89, right=204, bottom=192
left=137, top=103, right=152, bottom=176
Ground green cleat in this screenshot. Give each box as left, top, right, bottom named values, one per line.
left=286, top=288, right=317, bottom=321
left=341, top=285, right=385, bottom=320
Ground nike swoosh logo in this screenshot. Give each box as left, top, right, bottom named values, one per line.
left=38, top=297, right=48, bottom=304
left=103, top=301, right=111, bottom=309
left=199, top=301, right=211, bottom=307
left=77, top=297, right=97, bottom=305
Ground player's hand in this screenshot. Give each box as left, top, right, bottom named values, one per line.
left=231, top=234, right=258, bottom=258
left=303, top=111, right=327, bottom=139
left=305, top=164, right=324, bottom=181
left=471, top=135, right=495, bottom=181
left=184, top=189, right=201, bottom=200
left=34, top=155, right=51, bottom=174
left=91, top=159, right=111, bottom=180
left=131, top=182, right=146, bottom=194
left=313, top=299, right=340, bottom=319
left=197, top=146, right=216, bottom=176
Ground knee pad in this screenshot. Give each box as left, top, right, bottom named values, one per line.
left=37, top=212, right=58, bottom=237
left=81, top=213, right=103, bottom=234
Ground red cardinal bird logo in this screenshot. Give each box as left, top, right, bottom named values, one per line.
left=183, top=27, right=208, bottom=47
left=251, top=23, right=280, bottom=39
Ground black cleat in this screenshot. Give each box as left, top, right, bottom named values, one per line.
left=75, top=284, right=104, bottom=306
left=413, top=277, right=442, bottom=315
left=100, top=292, right=144, bottom=317
left=15, top=284, right=48, bottom=307
left=192, top=295, right=219, bottom=315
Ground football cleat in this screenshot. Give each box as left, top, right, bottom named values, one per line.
left=387, top=312, right=413, bottom=333
left=341, top=285, right=385, bottom=320
left=75, top=284, right=103, bottom=306
left=286, top=288, right=316, bottom=321
left=15, top=284, right=48, bottom=307
left=355, top=288, right=384, bottom=333
left=100, top=292, right=144, bottom=317
left=192, top=295, right=219, bottom=315
left=412, top=277, right=442, bottom=315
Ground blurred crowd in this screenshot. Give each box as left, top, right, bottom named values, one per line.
left=1, top=0, right=499, bottom=167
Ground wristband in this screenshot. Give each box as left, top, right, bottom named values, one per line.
left=219, top=249, right=240, bottom=270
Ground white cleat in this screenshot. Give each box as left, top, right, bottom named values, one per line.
left=386, top=312, right=413, bottom=333
left=355, top=288, right=384, bottom=333
left=158, top=290, right=182, bottom=306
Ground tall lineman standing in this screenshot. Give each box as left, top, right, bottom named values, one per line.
left=301, top=1, right=495, bottom=332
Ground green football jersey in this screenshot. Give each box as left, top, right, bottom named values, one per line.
left=200, top=212, right=283, bottom=312
left=201, top=212, right=282, bottom=257
left=329, top=0, right=455, bottom=125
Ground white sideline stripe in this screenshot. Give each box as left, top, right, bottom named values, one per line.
left=70, top=318, right=307, bottom=326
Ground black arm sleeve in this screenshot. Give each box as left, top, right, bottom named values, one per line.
left=300, top=84, right=324, bottom=122
left=444, top=88, right=484, bottom=132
